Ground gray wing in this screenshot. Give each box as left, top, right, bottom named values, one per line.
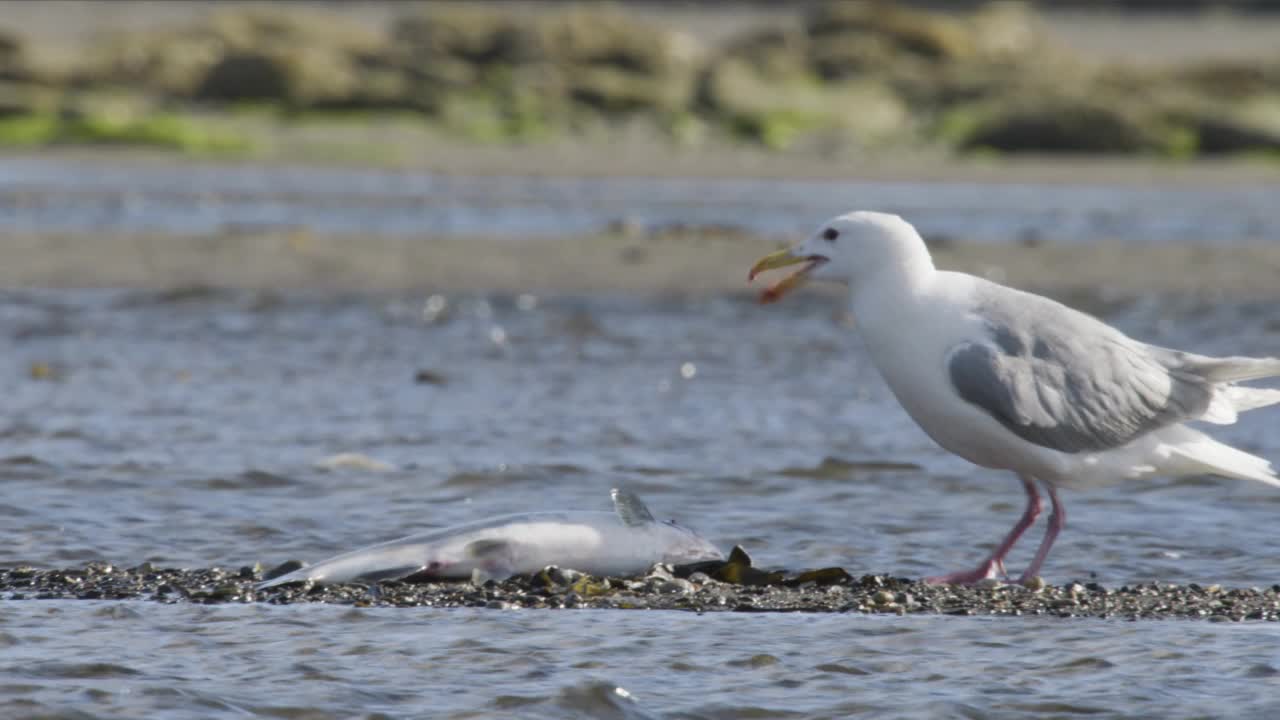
left=947, top=288, right=1213, bottom=454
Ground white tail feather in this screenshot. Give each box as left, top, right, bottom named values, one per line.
left=1161, top=429, right=1280, bottom=489
left=1224, top=385, right=1280, bottom=414
left=1188, top=355, right=1280, bottom=383
left=1199, top=385, right=1280, bottom=425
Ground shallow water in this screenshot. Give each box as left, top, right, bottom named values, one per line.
left=2, top=156, right=1280, bottom=243
left=2, top=284, right=1279, bottom=717
left=4, top=604, right=1280, bottom=719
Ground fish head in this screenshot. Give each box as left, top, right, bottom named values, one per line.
left=654, top=520, right=725, bottom=565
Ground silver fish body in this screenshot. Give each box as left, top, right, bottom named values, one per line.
left=258, top=490, right=722, bottom=588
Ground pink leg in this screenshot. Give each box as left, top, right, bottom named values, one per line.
left=925, top=474, right=1042, bottom=585
left=1018, top=483, right=1065, bottom=583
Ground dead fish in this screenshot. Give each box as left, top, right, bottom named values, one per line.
left=257, top=489, right=723, bottom=588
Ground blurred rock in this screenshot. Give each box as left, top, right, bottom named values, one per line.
left=718, top=26, right=810, bottom=79
left=81, top=7, right=396, bottom=109
left=1170, top=60, right=1280, bottom=101
left=0, top=81, right=58, bottom=117
left=195, top=52, right=292, bottom=101
left=1182, top=115, right=1280, bottom=155
left=700, top=54, right=907, bottom=149
left=391, top=7, right=544, bottom=67
left=0, top=0, right=1274, bottom=157
left=0, top=26, right=27, bottom=82
left=195, top=46, right=372, bottom=109
left=390, top=6, right=701, bottom=117
left=953, top=93, right=1178, bottom=154
left=807, top=1, right=974, bottom=69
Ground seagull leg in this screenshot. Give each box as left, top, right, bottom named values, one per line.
left=1018, top=482, right=1065, bottom=584
left=925, top=474, right=1041, bottom=585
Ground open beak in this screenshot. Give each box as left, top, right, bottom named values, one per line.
left=748, top=248, right=826, bottom=304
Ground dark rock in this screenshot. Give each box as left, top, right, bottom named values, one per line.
left=958, top=96, right=1174, bottom=154
left=1190, top=117, right=1280, bottom=155
left=414, top=369, right=448, bottom=385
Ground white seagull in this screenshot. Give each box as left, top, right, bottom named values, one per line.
left=750, top=211, right=1280, bottom=584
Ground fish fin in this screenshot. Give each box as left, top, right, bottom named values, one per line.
left=465, top=539, right=512, bottom=559
left=354, top=565, right=426, bottom=583
left=464, top=539, right=518, bottom=581
left=727, top=545, right=754, bottom=567
left=610, top=487, right=655, bottom=526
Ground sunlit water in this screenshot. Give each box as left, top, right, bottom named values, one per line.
left=2, top=283, right=1279, bottom=718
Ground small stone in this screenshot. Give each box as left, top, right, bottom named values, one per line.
left=414, top=369, right=448, bottom=386
left=660, top=578, right=695, bottom=595
left=872, top=590, right=895, bottom=606
left=544, top=566, right=584, bottom=586
left=1023, top=576, right=1046, bottom=592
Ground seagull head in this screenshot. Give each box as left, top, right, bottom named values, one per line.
left=748, top=211, right=933, bottom=303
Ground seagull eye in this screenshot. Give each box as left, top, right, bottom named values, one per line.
left=822, top=228, right=839, bottom=242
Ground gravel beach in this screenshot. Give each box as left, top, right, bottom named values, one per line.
left=5, top=562, right=1279, bottom=621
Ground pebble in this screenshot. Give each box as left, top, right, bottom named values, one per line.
left=1, top=565, right=1277, bottom=621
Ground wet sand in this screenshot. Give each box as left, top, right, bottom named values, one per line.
left=5, top=228, right=1280, bottom=298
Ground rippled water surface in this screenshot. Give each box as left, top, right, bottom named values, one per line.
left=3, top=159, right=1280, bottom=718
left=3, top=156, right=1280, bottom=243
left=2, top=286, right=1279, bottom=718
left=4, top=604, right=1280, bottom=719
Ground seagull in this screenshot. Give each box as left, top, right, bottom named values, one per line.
left=749, top=211, right=1280, bottom=584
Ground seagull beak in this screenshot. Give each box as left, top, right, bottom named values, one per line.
left=748, top=247, right=823, bottom=304
left=748, top=247, right=806, bottom=282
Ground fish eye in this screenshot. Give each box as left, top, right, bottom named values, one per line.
left=822, top=227, right=839, bottom=242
